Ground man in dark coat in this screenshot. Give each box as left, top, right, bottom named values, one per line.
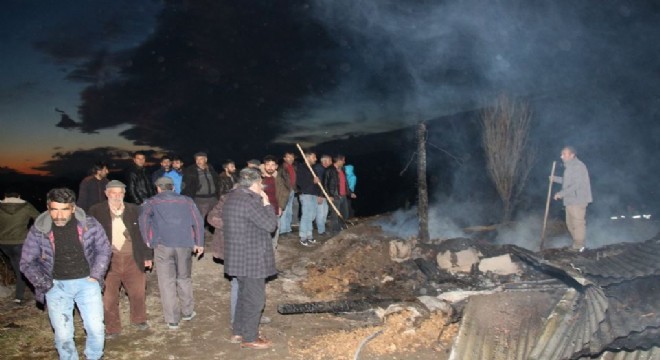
left=181, top=152, right=219, bottom=221
left=89, top=180, right=153, bottom=338
left=77, top=162, right=109, bottom=211
left=223, top=167, right=278, bottom=349
left=126, top=152, right=155, bottom=205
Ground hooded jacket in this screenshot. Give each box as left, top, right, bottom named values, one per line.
left=0, top=198, right=39, bottom=245
left=20, top=208, right=111, bottom=304
left=344, top=165, right=357, bottom=193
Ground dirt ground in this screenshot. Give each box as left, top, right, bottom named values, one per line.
left=0, top=220, right=456, bottom=360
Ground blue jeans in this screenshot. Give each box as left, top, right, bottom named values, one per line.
left=299, top=194, right=317, bottom=239
left=279, top=191, right=295, bottom=233
left=316, top=198, right=328, bottom=234
left=46, top=277, right=104, bottom=360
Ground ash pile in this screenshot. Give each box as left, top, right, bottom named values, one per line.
left=278, top=220, right=660, bottom=360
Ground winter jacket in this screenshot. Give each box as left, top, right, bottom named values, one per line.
left=223, top=188, right=278, bottom=278
left=324, top=165, right=352, bottom=198
left=164, top=169, right=184, bottom=194
left=297, top=164, right=318, bottom=195
left=275, top=164, right=295, bottom=208
left=0, top=198, right=39, bottom=245
left=138, top=191, right=204, bottom=248
left=126, top=165, right=155, bottom=205
left=88, top=202, right=153, bottom=271
left=77, top=176, right=109, bottom=212
left=344, top=165, right=357, bottom=193
left=555, top=157, right=592, bottom=206
left=20, top=208, right=111, bottom=304
left=181, top=164, right=220, bottom=198
left=218, top=172, right=237, bottom=196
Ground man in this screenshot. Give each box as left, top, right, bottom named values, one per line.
left=181, top=152, right=219, bottom=220
left=296, top=150, right=319, bottom=246
left=262, top=155, right=282, bottom=248
left=126, top=151, right=155, bottom=205
left=277, top=151, right=297, bottom=235
left=164, top=156, right=184, bottom=194
left=20, top=188, right=111, bottom=360
left=323, top=154, right=355, bottom=235
left=139, top=177, right=204, bottom=329
left=78, top=162, right=109, bottom=212
left=89, top=180, right=153, bottom=339
left=313, top=154, right=332, bottom=236
left=151, top=155, right=172, bottom=184
left=218, top=159, right=238, bottom=196
left=552, top=146, right=593, bottom=251
left=0, top=191, right=39, bottom=304
left=223, top=168, right=278, bottom=349
left=246, top=159, right=261, bottom=169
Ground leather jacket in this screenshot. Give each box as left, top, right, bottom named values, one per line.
left=126, top=165, right=156, bottom=204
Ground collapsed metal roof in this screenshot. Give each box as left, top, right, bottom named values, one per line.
left=449, top=236, right=660, bottom=360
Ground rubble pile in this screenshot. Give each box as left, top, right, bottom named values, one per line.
left=283, top=219, right=660, bottom=360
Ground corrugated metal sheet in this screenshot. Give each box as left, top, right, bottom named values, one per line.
left=449, top=290, right=565, bottom=360
left=574, top=238, right=660, bottom=285
left=583, top=346, right=660, bottom=360
left=467, top=238, right=660, bottom=359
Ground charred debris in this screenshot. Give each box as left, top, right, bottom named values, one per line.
left=278, top=222, right=660, bottom=359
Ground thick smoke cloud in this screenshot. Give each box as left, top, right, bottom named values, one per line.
left=325, top=0, right=660, bottom=247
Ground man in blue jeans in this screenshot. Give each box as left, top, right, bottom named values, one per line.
left=20, top=188, right=111, bottom=360
left=296, top=150, right=319, bottom=246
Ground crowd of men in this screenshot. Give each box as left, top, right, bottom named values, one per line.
left=0, top=149, right=358, bottom=358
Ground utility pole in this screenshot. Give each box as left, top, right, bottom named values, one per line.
left=417, top=121, right=430, bottom=243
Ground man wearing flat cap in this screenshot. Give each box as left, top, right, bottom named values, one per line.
left=139, top=177, right=204, bottom=330
left=89, top=180, right=153, bottom=339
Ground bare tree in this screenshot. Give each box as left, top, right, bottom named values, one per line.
left=481, top=94, right=535, bottom=223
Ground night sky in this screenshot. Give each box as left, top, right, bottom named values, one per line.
left=1, top=0, right=660, bottom=215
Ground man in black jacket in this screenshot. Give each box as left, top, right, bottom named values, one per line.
left=89, top=180, right=153, bottom=338
left=322, top=154, right=352, bottom=235
left=126, top=152, right=155, bottom=205
left=218, top=159, right=238, bottom=196
left=181, top=152, right=219, bottom=220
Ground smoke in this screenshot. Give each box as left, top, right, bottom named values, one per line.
left=311, top=0, right=660, bottom=249
left=376, top=198, right=495, bottom=240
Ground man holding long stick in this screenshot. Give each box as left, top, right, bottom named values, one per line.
left=296, top=150, right=319, bottom=246
left=551, top=146, right=592, bottom=251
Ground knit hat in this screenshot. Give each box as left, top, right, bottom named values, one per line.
left=193, top=152, right=207, bottom=158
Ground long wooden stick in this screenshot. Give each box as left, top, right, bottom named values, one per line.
left=295, top=144, right=346, bottom=224
left=540, top=161, right=557, bottom=251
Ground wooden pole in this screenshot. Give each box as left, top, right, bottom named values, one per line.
left=417, top=122, right=430, bottom=243
left=540, top=161, right=557, bottom=251
left=295, top=144, right=346, bottom=224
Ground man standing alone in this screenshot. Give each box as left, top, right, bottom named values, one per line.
left=552, top=146, right=592, bottom=251
left=139, top=177, right=204, bottom=329
left=89, top=180, right=153, bottom=338
left=223, top=168, right=278, bottom=349
left=20, top=188, right=111, bottom=360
